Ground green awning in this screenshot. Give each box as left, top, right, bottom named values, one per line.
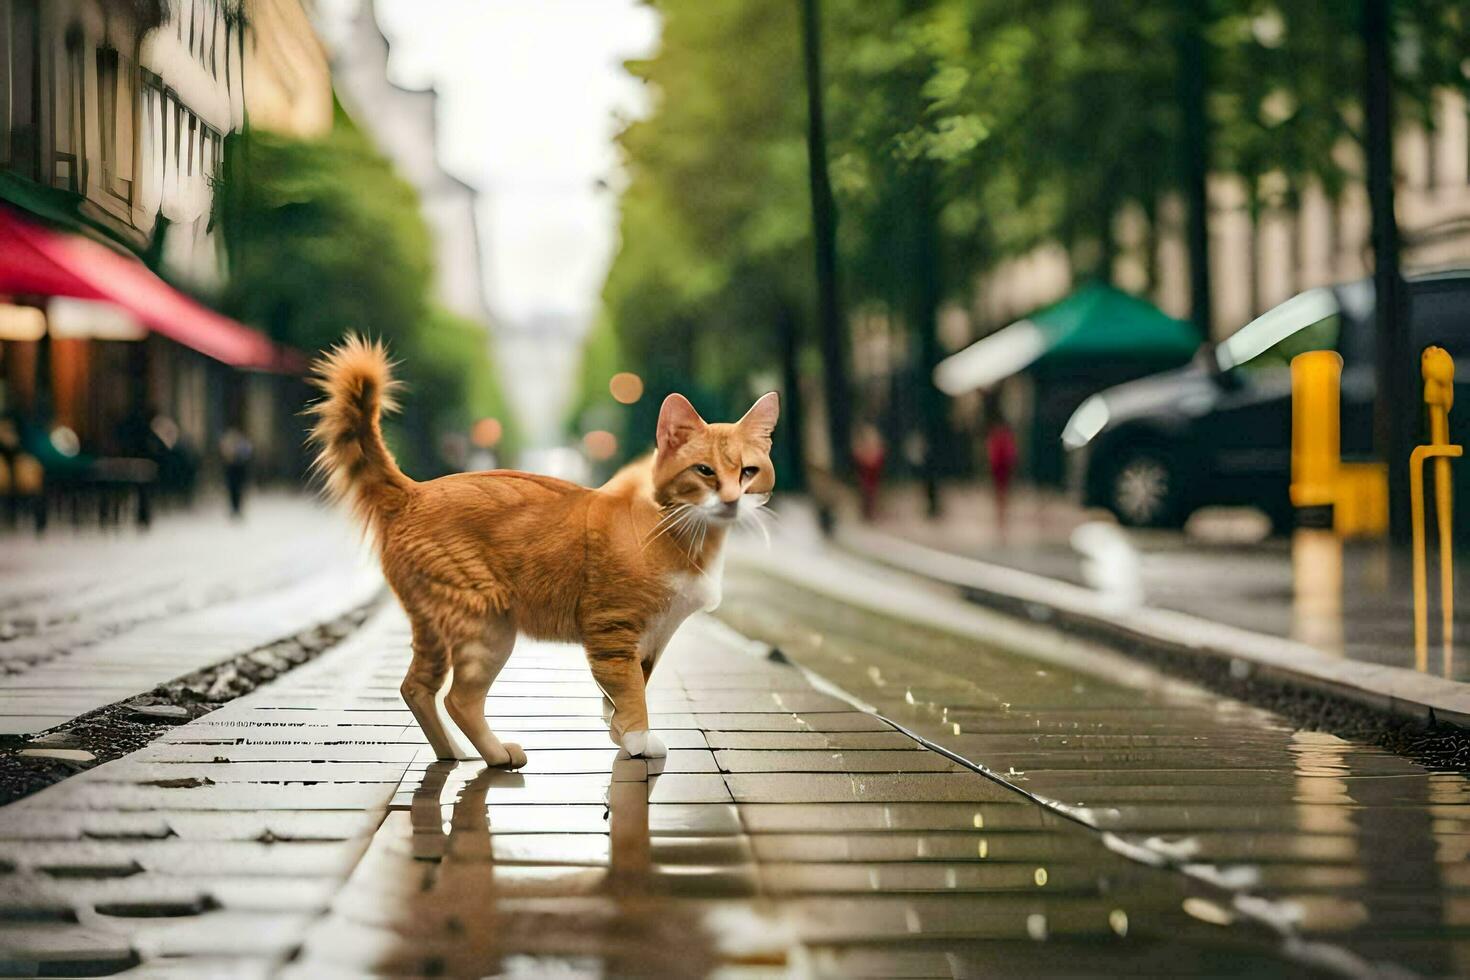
left=934, top=282, right=1199, bottom=394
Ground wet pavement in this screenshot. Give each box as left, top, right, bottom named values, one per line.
left=1, top=592, right=1334, bottom=978
left=0, top=496, right=380, bottom=736
left=862, top=485, right=1470, bottom=682
left=2, top=501, right=1466, bottom=976
left=722, top=538, right=1470, bottom=977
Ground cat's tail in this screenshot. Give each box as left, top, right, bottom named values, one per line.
left=307, top=335, right=414, bottom=537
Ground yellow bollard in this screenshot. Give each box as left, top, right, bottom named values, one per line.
left=1410, top=346, right=1461, bottom=675
left=1290, top=351, right=1343, bottom=525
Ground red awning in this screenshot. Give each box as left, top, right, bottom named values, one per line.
left=0, top=206, right=303, bottom=373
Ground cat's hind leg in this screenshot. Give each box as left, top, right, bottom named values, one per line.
left=402, top=621, right=458, bottom=762
left=444, top=612, right=527, bottom=769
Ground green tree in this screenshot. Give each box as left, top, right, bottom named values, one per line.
left=217, top=103, right=514, bottom=475
left=599, top=0, right=814, bottom=479
left=601, top=0, right=1470, bottom=484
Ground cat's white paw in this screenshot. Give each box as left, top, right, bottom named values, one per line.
left=621, top=730, right=667, bottom=758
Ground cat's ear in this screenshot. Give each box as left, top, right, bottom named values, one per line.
left=738, top=392, right=780, bottom=449
left=656, top=393, right=706, bottom=455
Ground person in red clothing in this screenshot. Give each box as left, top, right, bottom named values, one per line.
left=852, top=423, right=886, bottom=522
left=985, top=410, right=1018, bottom=533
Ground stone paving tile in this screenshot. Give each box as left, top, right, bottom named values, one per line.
left=696, top=711, right=891, bottom=732
left=133, top=743, right=425, bottom=763
left=758, top=860, right=1107, bottom=895
left=713, top=749, right=967, bottom=773
left=0, top=924, right=140, bottom=976
left=0, top=809, right=382, bottom=843
left=801, top=938, right=1330, bottom=978
left=736, top=802, right=1058, bottom=833
left=4, top=872, right=339, bottom=913
left=748, top=832, right=1106, bottom=864
left=703, top=730, right=921, bottom=750
left=4, top=839, right=369, bottom=878
left=724, top=771, right=1016, bottom=803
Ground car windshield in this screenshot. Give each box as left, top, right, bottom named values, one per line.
left=1214, top=287, right=1342, bottom=373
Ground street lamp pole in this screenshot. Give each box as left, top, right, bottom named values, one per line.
left=1362, top=0, right=1413, bottom=546
left=798, top=0, right=852, bottom=477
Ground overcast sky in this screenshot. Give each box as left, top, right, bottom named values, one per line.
left=365, top=0, right=659, bottom=327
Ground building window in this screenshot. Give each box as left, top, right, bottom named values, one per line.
left=97, top=46, right=134, bottom=203
left=208, top=0, right=218, bottom=77
left=97, top=48, right=116, bottom=179
left=53, top=25, right=85, bottom=193
left=0, top=0, right=39, bottom=178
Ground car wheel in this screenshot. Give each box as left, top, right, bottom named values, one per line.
left=1107, top=450, right=1181, bottom=528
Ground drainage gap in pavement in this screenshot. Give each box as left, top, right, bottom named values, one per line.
left=0, top=592, right=385, bottom=806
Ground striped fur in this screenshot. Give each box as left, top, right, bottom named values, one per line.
left=306, top=335, right=413, bottom=539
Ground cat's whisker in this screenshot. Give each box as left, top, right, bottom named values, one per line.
left=741, top=507, right=773, bottom=549
left=643, top=503, right=694, bottom=550
left=749, top=507, right=776, bottom=548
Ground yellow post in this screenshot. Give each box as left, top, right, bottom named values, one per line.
left=1290, top=350, right=1343, bottom=521
left=1411, top=346, right=1461, bottom=674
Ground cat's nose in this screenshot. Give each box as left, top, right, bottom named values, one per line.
left=718, top=499, right=739, bottom=518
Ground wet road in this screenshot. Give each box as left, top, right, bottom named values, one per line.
left=720, top=544, right=1470, bottom=977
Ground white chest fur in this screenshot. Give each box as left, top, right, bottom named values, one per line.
left=640, top=551, right=724, bottom=664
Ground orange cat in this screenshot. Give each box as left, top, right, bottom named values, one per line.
left=308, top=337, right=777, bottom=768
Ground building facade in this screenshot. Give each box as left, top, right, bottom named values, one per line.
left=0, top=0, right=247, bottom=287
left=325, top=0, right=493, bottom=329
left=974, top=89, right=1470, bottom=342
left=0, top=0, right=329, bottom=500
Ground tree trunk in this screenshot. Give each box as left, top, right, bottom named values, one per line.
left=1178, top=1, right=1213, bottom=342
left=775, top=299, right=808, bottom=492
left=908, top=165, right=947, bottom=519
left=798, top=0, right=852, bottom=478
left=1362, top=0, right=1413, bottom=546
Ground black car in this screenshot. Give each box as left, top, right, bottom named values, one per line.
left=1063, top=270, right=1470, bottom=529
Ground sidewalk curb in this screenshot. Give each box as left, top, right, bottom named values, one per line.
left=836, top=526, right=1470, bottom=730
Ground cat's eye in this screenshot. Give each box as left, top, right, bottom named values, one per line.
left=693, top=464, right=716, bottom=478
left=740, top=466, right=759, bottom=481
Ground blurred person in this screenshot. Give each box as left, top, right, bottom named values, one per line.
left=904, top=430, right=939, bottom=518
left=149, top=414, right=197, bottom=500
left=986, top=408, right=1018, bottom=534
left=852, top=423, right=886, bottom=522
left=219, top=427, right=254, bottom=518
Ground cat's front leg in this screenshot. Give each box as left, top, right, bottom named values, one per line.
left=585, top=640, right=666, bottom=758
